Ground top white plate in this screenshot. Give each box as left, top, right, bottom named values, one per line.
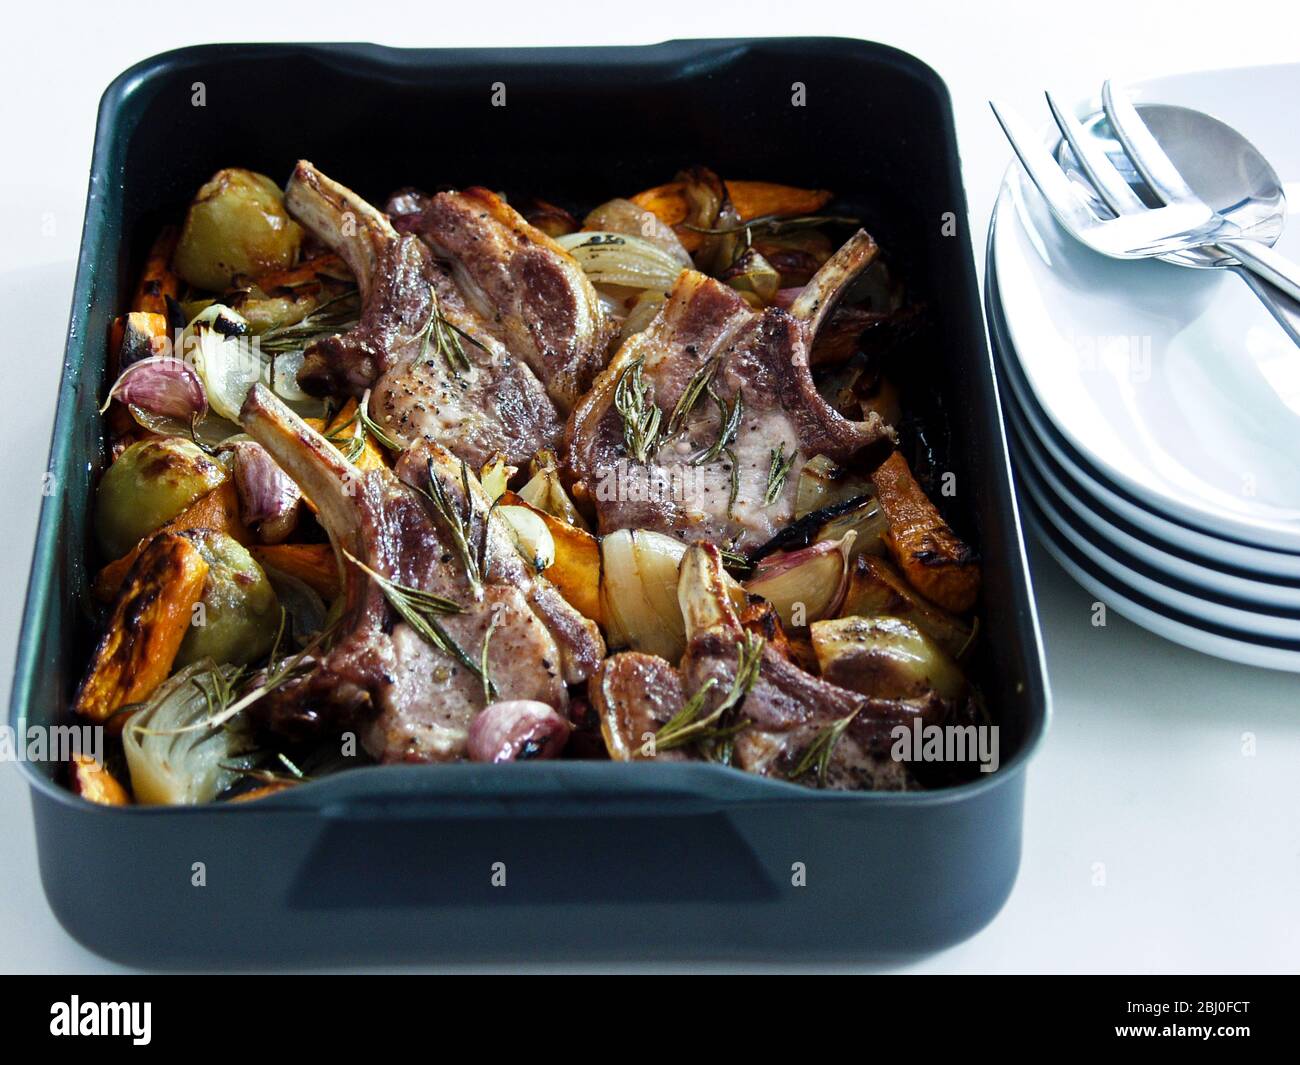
left=991, top=64, right=1300, bottom=553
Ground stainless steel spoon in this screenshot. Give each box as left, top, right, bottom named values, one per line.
left=1056, top=101, right=1300, bottom=343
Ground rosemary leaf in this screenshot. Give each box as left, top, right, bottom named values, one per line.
left=480, top=608, right=501, bottom=705
left=417, top=458, right=484, bottom=597
left=258, top=290, right=361, bottom=354
left=417, top=285, right=486, bottom=374
left=665, top=357, right=718, bottom=438
left=342, top=549, right=490, bottom=692
left=763, top=443, right=797, bottom=506
left=323, top=412, right=367, bottom=463
left=694, top=386, right=743, bottom=465
left=790, top=706, right=862, bottom=786
left=614, top=356, right=663, bottom=464
left=656, top=632, right=764, bottom=752
left=724, top=446, right=741, bottom=518
left=356, top=388, right=405, bottom=452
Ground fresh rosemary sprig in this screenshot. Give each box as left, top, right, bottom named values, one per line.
left=614, top=356, right=663, bottom=464
left=323, top=412, right=367, bottom=463
left=655, top=631, right=764, bottom=752
left=717, top=547, right=753, bottom=575
left=258, top=291, right=361, bottom=354
left=417, top=286, right=486, bottom=374
left=342, top=549, right=493, bottom=696
left=417, top=458, right=484, bottom=597
left=763, top=443, right=797, bottom=506
left=665, top=357, right=718, bottom=439
left=790, top=706, right=862, bottom=787
left=694, top=386, right=743, bottom=465
left=356, top=388, right=405, bottom=452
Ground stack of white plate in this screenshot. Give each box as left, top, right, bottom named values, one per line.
left=987, top=66, right=1300, bottom=671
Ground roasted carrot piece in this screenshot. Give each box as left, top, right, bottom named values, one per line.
left=131, top=226, right=180, bottom=316
left=248, top=543, right=340, bottom=600
left=70, top=754, right=130, bottom=806
left=253, top=254, right=349, bottom=289
left=229, top=781, right=298, bottom=803
left=74, top=533, right=209, bottom=729
left=93, top=480, right=248, bottom=601
left=630, top=179, right=834, bottom=252
left=870, top=451, right=980, bottom=614
left=725, top=180, right=833, bottom=222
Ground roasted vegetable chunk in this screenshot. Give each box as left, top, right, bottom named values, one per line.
left=810, top=615, right=967, bottom=704
left=69, top=754, right=130, bottom=806
left=131, top=226, right=180, bottom=317
left=175, top=531, right=280, bottom=668
left=73, top=533, right=210, bottom=727
left=95, top=437, right=228, bottom=560
left=870, top=451, right=980, bottom=613
left=840, top=555, right=974, bottom=660
left=248, top=543, right=340, bottom=601
left=173, top=169, right=303, bottom=291
left=94, top=479, right=249, bottom=601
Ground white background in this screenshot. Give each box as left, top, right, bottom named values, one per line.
left=1, top=0, right=1297, bottom=973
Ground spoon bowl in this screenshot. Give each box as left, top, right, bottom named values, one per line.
left=1056, top=102, right=1286, bottom=269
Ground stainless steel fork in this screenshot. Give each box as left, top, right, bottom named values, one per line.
left=992, top=87, right=1300, bottom=343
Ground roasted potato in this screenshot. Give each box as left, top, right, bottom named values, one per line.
left=840, top=555, right=974, bottom=660
left=175, top=531, right=280, bottom=668
left=810, top=615, right=967, bottom=704
left=173, top=169, right=303, bottom=292
left=95, top=438, right=228, bottom=559
left=870, top=451, right=980, bottom=613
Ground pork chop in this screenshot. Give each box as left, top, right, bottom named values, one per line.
left=397, top=186, right=616, bottom=412
left=590, top=544, right=915, bottom=790
left=239, top=384, right=603, bottom=763
left=566, top=231, right=894, bottom=552
left=282, top=161, right=561, bottom=469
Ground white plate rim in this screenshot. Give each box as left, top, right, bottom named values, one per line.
left=986, top=247, right=1300, bottom=580
left=989, top=69, right=1300, bottom=553
left=1014, top=433, right=1300, bottom=639
left=1020, top=500, right=1300, bottom=673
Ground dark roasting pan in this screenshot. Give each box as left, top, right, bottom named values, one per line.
left=10, top=39, right=1049, bottom=964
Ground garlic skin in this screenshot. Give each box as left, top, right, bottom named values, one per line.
left=104, top=355, right=208, bottom=421
left=467, top=700, right=571, bottom=763
left=226, top=439, right=302, bottom=544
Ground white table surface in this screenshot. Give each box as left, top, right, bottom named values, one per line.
left=2, top=0, right=1297, bottom=973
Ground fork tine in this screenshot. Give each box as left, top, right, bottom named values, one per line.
left=990, top=99, right=1101, bottom=235
left=1101, top=80, right=1198, bottom=204
left=1044, top=90, right=1145, bottom=215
